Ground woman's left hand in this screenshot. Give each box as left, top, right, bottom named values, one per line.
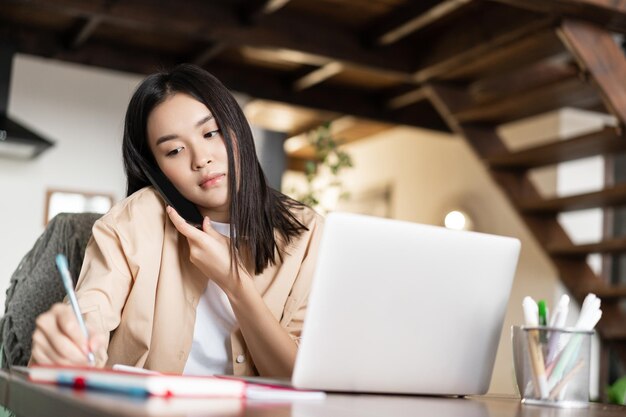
left=167, top=208, right=299, bottom=377
left=166, top=206, right=245, bottom=295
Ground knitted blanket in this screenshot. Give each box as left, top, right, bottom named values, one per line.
left=0, top=212, right=102, bottom=367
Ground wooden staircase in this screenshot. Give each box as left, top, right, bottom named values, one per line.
left=424, top=18, right=626, bottom=398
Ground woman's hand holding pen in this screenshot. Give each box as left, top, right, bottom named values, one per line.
left=166, top=206, right=251, bottom=297
left=30, top=303, right=106, bottom=367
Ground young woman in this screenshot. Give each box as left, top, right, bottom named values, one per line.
left=30, top=64, right=324, bottom=377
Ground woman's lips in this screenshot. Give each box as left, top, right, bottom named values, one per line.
left=199, top=173, right=225, bottom=189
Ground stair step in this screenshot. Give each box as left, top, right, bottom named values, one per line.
left=549, top=237, right=626, bottom=256
left=593, top=286, right=626, bottom=300
left=517, top=183, right=626, bottom=213
left=599, top=321, right=626, bottom=341
left=443, top=29, right=565, bottom=81
left=487, top=127, right=624, bottom=169
left=468, top=54, right=577, bottom=104
left=454, top=77, right=601, bottom=124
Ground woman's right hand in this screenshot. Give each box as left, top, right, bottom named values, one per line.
left=30, top=303, right=105, bottom=367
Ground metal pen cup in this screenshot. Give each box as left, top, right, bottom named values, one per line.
left=511, top=325, right=593, bottom=408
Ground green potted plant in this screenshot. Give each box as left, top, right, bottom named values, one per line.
left=294, top=122, right=353, bottom=213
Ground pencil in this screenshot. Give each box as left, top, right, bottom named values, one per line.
left=549, top=359, right=585, bottom=400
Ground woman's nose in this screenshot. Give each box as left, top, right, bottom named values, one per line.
left=193, top=157, right=212, bottom=170
left=191, top=140, right=213, bottom=170
left=192, top=148, right=212, bottom=170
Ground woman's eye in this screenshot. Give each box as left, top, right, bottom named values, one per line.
left=204, top=129, right=220, bottom=139
left=166, top=147, right=183, bottom=157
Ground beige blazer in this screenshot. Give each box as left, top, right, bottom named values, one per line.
left=75, top=187, right=323, bottom=375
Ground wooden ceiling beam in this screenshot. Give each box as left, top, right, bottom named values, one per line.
left=385, top=87, right=428, bottom=110
left=366, top=0, right=469, bottom=46
left=286, top=117, right=395, bottom=171
left=292, top=62, right=344, bottom=92
left=288, top=117, right=394, bottom=159
left=6, top=1, right=563, bottom=87
left=67, top=15, right=103, bottom=49
left=191, top=42, right=227, bottom=67
left=468, top=54, right=578, bottom=103
left=490, top=0, right=626, bottom=33
left=410, top=5, right=553, bottom=82
left=205, top=61, right=449, bottom=131
left=286, top=157, right=310, bottom=172
left=18, top=0, right=416, bottom=74
left=440, top=29, right=566, bottom=81
left=241, top=0, right=292, bottom=24
left=454, top=76, right=601, bottom=124
left=2, top=24, right=176, bottom=75
left=4, top=24, right=450, bottom=132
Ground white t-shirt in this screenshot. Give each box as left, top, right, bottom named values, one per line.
left=182, top=221, right=238, bottom=375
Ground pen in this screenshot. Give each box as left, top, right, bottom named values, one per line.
left=112, top=364, right=160, bottom=375
left=549, top=359, right=585, bottom=400
left=546, top=294, right=569, bottom=365
left=522, top=296, right=550, bottom=399
left=547, top=294, right=602, bottom=391
left=55, top=254, right=96, bottom=366
left=538, top=300, right=548, bottom=326
left=538, top=300, right=548, bottom=343
left=548, top=295, right=569, bottom=328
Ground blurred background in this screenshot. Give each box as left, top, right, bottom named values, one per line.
left=1, top=0, right=626, bottom=399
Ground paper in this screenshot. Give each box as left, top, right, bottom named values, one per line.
left=246, top=384, right=326, bottom=401
left=215, top=374, right=326, bottom=401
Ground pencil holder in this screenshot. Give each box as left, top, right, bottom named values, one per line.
left=511, top=325, right=592, bottom=408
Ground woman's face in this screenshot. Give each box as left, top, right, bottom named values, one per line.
left=147, top=93, right=230, bottom=222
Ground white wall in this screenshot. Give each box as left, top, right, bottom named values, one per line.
left=0, top=55, right=142, bottom=308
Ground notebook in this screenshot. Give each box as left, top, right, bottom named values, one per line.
left=291, top=212, right=521, bottom=395
left=17, top=365, right=325, bottom=401
left=14, top=365, right=246, bottom=398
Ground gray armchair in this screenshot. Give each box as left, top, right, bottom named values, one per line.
left=0, top=212, right=102, bottom=367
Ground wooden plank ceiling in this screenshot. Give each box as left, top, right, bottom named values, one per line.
left=1, top=0, right=624, bottom=161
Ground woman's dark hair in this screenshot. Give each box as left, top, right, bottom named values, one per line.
left=122, top=63, right=308, bottom=274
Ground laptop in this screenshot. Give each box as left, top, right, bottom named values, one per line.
left=290, top=212, right=521, bottom=395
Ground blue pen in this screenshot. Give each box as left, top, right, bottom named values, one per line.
left=55, top=254, right=96, bottom=366
left=56, top=374, right=148, bottom=397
